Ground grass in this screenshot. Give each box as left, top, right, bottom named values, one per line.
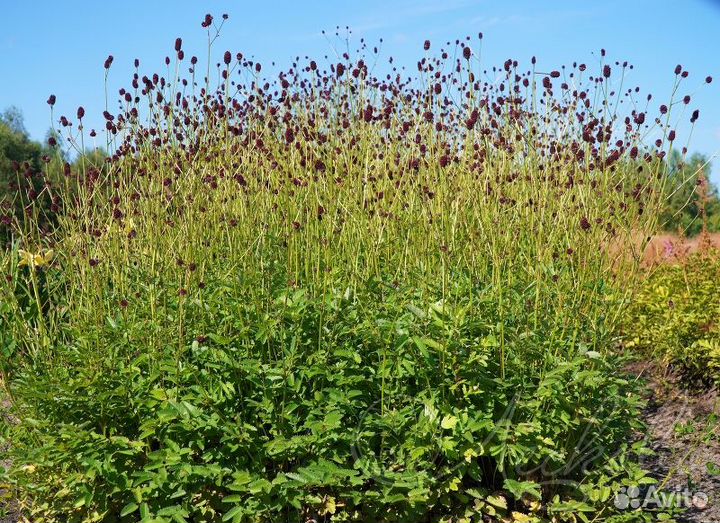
left=0, top=15, right=709, bottom=523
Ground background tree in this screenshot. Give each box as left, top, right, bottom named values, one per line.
left=0, top=108, right=46, bottom=244
left=659, top=150, right=719, bottom=235
left=0, top=107, right=70, bottom=245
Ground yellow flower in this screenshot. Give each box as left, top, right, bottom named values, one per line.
left=18, top=248, right=54, bottom=269
left=17, top=249, right=33, bottom=267
left=318, top=496, right=337, bottom=516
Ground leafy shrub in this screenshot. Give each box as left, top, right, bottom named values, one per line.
left=0, top=15, right=697, bottom=522
left=624, top=249, right=720, bottom=384
left=2, top=273, right=655, bottom=522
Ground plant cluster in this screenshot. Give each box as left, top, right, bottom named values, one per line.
left=624, top=248, right=720, bottom=385
left=0, top=14, right=709, bottom=522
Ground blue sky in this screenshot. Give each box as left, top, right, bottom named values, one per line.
left=1, top=0, right=719, bottom=181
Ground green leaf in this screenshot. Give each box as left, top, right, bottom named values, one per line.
left=406, top=303, right=426, bottom=319
left=208, top=333, right=231, bottom=345
left=441, top=415, right=458, bottom=430
left=482, top=334, right=499, bottom=348
left=222, top=506, right=244, bottom=522
left=157, top=505, right=184, bottom=517
left=503, top=478, right=541, bottom=500
left=121, top=502, right=139, bottom=517
left=486, top=494, right=507, bottom=509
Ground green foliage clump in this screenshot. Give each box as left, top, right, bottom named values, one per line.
left=624, top=251, right=720, bottom=384
left=2, top=271, right=655, bottom=523
left=0, top=21, right=689, bottom=523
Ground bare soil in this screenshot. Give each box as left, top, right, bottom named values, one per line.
left=628, top=361, right=720, bottom=522
left=0, top=399, right=18, bottom=523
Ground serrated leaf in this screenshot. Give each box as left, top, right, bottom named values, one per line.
left=486, top=494, right=507, bottom=509
left=504, top=478, right=541, bottom=500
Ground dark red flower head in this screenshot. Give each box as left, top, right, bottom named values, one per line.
left=77, top=106, right=85, bottom=119
left=424, top=40, right=430, bottom=51
left=47, top=94, right=56, bottom=106
left=463, top=46, right=472, bottom=60
left=175, top=38, right=182, bottom=52
left=104, top=55, right=114, bottom=69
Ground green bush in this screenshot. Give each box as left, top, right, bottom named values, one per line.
left=2, top=272, right=654, bottom=522
left=624, top=250, right=720, bottom=384
left=0, top=19, right=688, bottom=522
